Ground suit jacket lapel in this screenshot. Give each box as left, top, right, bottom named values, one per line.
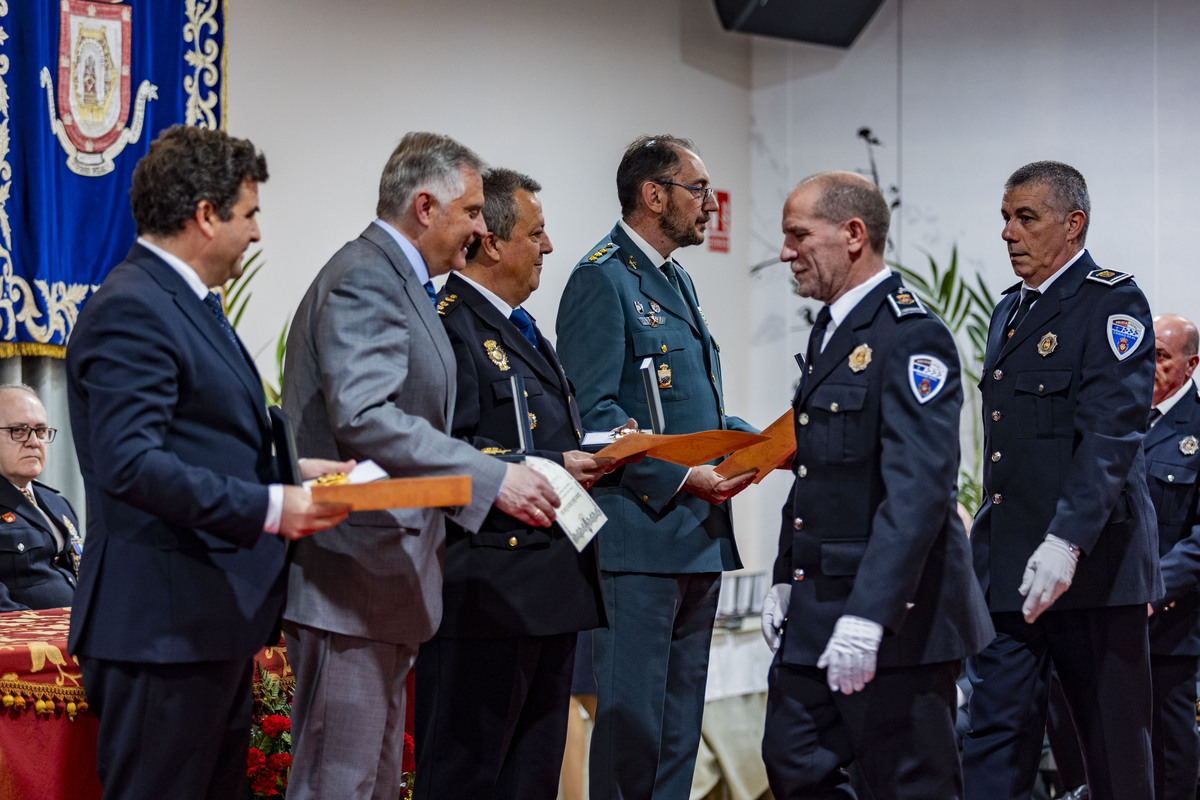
left=800, top=278, right=894, bottom=404
left=447, top=275, right=561, bottom=389
left=361, top=224, right=457, bottom=426
left=608, top=226, right=698, bottom=335
left=984, top=289, right=1020, bottom=375
left=130, top=246, right=270, bottom=437
left=1146, top=390, right=1198, bottom=452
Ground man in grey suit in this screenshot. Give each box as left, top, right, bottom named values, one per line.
left=556, top=134, right=756, bottom=800
left=281, top=132, right=561, bottom=800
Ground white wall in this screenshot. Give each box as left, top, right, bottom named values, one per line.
left=225, top=0, right=775, bottom=567
left=746, top=0, right=1200, bottom=565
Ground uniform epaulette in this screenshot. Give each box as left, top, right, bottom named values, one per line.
left=1085, top=268, right=1134, bottom=286
left=436, top=292, right=460, bottom=317
left=583, top=242, right=618, bottom=265
left=886, top=288, right=928, bottom=320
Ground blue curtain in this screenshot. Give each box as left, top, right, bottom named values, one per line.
left=0, top=0, right=225, bottom=357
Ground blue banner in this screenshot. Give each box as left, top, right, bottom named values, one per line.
left=0, top=0, right=225, bottom=357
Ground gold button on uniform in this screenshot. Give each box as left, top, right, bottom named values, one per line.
left=1168, top=474, right=1176, bottom=483
left=660, top=345, right=668, bottom=353
left=508, top=537, right=518, bottom=547
left=830, top=402, right=839, bottom=413
left=1037, top=384, right=1045, bottom=393
left=798, top=413, right=810, bottom=426
left=797, top=465, right=807, bottom=478
left=991, top=452, right=1001, bottom=463
left=642, top=494, right=650, bottom=502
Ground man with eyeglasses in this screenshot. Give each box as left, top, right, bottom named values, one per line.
left=556, top=134, right=756, bottom=800
left=0, top=384, right=80, bottom=612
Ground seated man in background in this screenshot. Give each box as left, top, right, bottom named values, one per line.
left=0, top=383, right=80, bottom=612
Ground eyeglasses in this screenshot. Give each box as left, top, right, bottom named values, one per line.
left=1, top=426, right=57, bottom=443
left=655, top=181, right=715, bottom=203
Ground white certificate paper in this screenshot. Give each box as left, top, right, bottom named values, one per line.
left=524, top=456, right=607, bottom=552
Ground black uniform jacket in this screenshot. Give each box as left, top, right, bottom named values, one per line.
left=0, top=479, right=78, bottom=611
left=435, top=273, right=605, bottom=639
left=1146, top=386, right=1200, bottom=655
left=775, top=273, right=994, bottom=669
left=973, top=252, right=1162, bottom=613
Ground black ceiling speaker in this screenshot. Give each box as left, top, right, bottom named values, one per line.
left=713, top=0, right=885, bottom=48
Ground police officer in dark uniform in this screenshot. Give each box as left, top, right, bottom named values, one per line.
left=760, top=171, right=993, bottom=798
left=1143, top=313, right=1200, bottom=800
left=414, top=168, right=608, bottom=800
left=0, top=384, right=80, bottom=612
left=962, top=161, right=1161, bottom=800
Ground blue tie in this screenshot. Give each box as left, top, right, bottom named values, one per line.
left=424, top=281, right=437, bottom=306
left=509, top=308, right=539, bottom=351
left=203, top=292, right=241, bottom=348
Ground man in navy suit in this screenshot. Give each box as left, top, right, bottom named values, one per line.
left=556, top=135, right=756, bottom=800
left=0, top=384, right=80, bottom=612
left=760, top=171, right=993, bottom=798
left=66, top=125, right=350, bottom=800
left=1143, top=313, right=1200, bottom=800
left=415, top=167, right=608, bottom=799
left=962, top=161, right=1161, bottom=800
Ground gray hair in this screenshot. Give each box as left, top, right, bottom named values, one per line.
left=0, top=384, right=41, bottom=402
left=376, top=132, right=485, bottom=220
left=798, top=171, right=891, bottom=254
left=481, top=168, right=542, bottom=241
left=1005, top=160, right=1090, bottom=244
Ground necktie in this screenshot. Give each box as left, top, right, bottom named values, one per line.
left=661, top=261, right=685, bottom=298
left=21, top=487, right=66, bottom=555
left=1148, top=407, right=1162, bottom=428
left=509, top=308, right=540, bottom=351
left=424, top=281, right=437, bottom=307
left=805, top=306, right=833, bottom=374
left=1006, top=289, right=1041, bottom=340
left=203, top=292, right=241, bottom=348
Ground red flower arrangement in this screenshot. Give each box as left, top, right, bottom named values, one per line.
left=247, top=657, right=415, bottom=799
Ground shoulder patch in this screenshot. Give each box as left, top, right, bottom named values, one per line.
left=887, top=288, right=928, bottom=320
left=908, top=355, right=949, bottom=404
left=436, top=292, right=460, bottom=317
left=1086, top=268, right=1133, bottom=286
left=1107, top=314, right=1146, bottom=361
left=584, top=242, right=619, bottom=265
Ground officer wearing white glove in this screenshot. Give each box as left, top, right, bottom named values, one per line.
left=1018, top=533, right=1079, bottom=623
left=816, top=614, right=884, bottom=694
left=760, top=583, right=791, bottom=653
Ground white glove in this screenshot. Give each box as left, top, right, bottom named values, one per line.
left=760, top=583, right=791, bottom=653
left=816, top=615, right=884, bottom=695
left=1018, top=533, right=1078, bottom=623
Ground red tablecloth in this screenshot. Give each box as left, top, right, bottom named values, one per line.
left=0, top=608, right=296, bottom=800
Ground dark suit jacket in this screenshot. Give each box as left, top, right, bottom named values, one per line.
left=434, top=273, right=604, bottom=638
left=973, top=251, right=1162, bottom=612
left=1146, top=386, right=1200, bottom=655
left=555, top=223, right=755, bottom=574
left=66, top=243, right=286, bottom=662
left=775, top=274, right=993, bottom=668
left=0, top=480, right=78, bottom=612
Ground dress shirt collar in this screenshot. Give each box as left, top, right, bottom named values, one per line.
left=137, top=237, right=209, bottom=300
left=1155, top=377, right=1196, bottom=422
left=618, top=219, right=670, bottom=270
left=817, top=267, right=892, bottom=349
left=374, top=219, right=431, bottom=285
left=1022, top=248, right=1086, bottom=295
left=455, top=272, right=514, bottom=318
